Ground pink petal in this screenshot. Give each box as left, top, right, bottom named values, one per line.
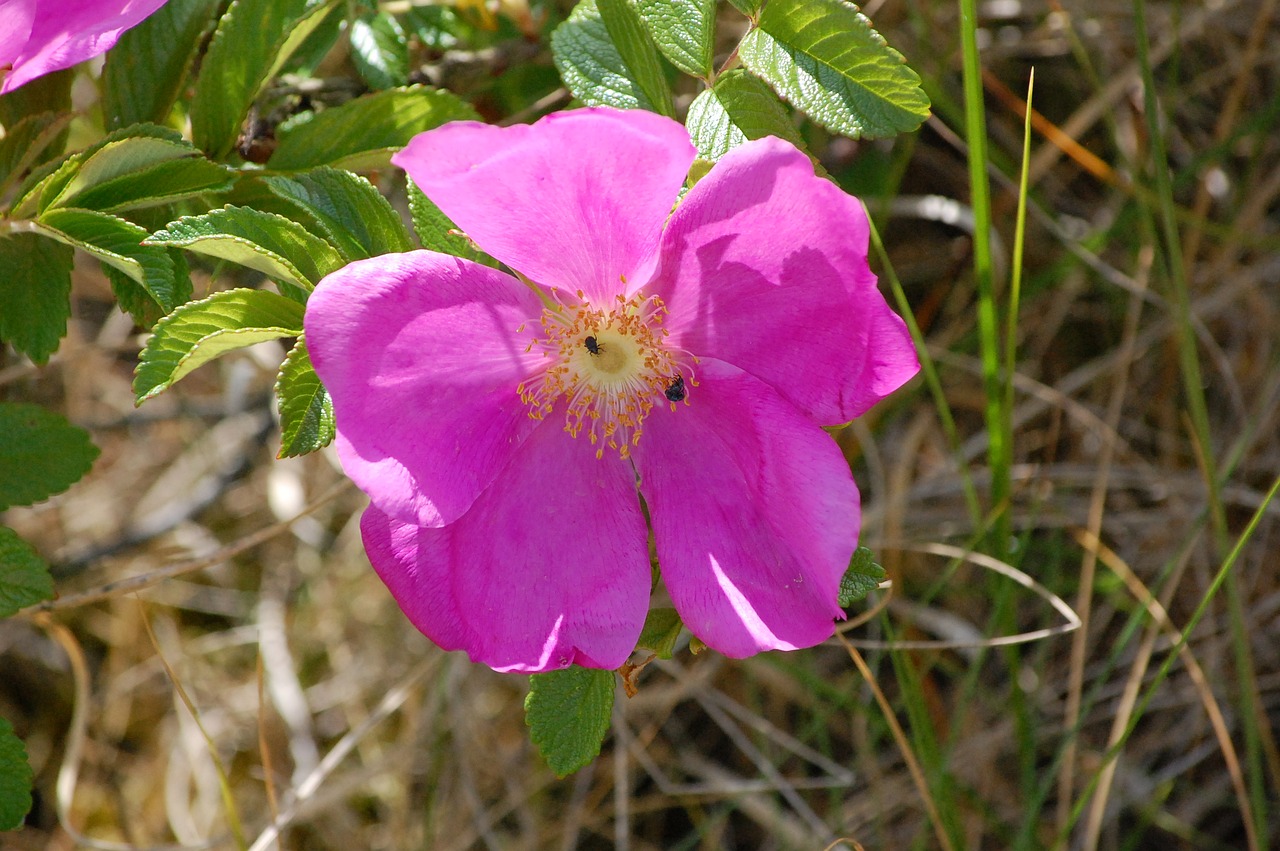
left=305, top=250, right=548, bottom=528
left=392, top=107, right=695, bottom=305
left=360, top=420, right=651, bottom=673
left=0, top=2, right=36, bottom=81
left=651, top=137, right=919, bottom=424
left=633, top=360, right=857, bottom=657
left=1, top=0, right=169, bottom=94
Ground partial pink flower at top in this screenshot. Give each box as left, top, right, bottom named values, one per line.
left=304, top=107, right=920, bottom=673
left=0, top=0, right=169, bottom=95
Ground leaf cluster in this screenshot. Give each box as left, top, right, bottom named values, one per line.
left=0, top=0, right=926, bottom=803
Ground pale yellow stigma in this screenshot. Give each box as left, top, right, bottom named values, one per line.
left=517, top=290, right=689, bottom=459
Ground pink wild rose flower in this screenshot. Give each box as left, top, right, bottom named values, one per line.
left=304, top=107, right=919, bottom=673
left=0, top=0, right=169, bottom=95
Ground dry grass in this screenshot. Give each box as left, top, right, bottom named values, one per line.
left=3, top=0, right=1279, bottom=848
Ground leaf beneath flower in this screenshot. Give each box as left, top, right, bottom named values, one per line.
left=525, top=666, right=615, bottom=777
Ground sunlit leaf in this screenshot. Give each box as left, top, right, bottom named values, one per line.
left=102, top=0, right=222, bottom=128
left=134, top=288, right=305, bottom=403
left=739, top=0, right=930, bottom=139
left=525, top=666, right=615, bottom=777
left=685, top=69, right=806, bottom=161
left=35, top=208, right=180, bottom=311
left=267, top=86, right=478, bottom=172
left=636, top=0, right=715, bottom=79
left=838, top=546, right=886, bottom=606
left=275, top=337, right=335, bottom=458
left=552, top=0, right=659, bottom=112
left=147, top=206, right=345, bottom=291
left=263, top=169, right=413, bottom=261
left=191, top=0, right=339, bottom=159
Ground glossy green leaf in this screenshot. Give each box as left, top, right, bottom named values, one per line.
left=0, top=527, right=54, bottom=618
left=0, top=233, right=73, bottom=364
left=0, top=112, right=73, bottom=198
left=107, top=248, right=193, bottom=329
left=147, top=206, right=345, bottom=290
left=551, top=0, right=659, bottom=112
left=102, top=0, right=222, bottom=128
left=838, top=546, right=886, bottom=606
left=350, top=12, right=411, bottom=90
left=525, top=667, right=615, bottom=777
left=68, top=158, right=235, bottom=214
left=134, top=288, right=305, bottom=403
left=739, top=0, right=930, bottom=139
left=8, top=124, right=179, bottom=219
left=35, top=208, right=180, bottom=311
left=406, top=181, right=495, bottom=265
left=267, top=86, right=479, bottom=172
left=0, top=716, right=34, bottom=830
left=0, top=402, right=99, bottom=512
left=685, top=69, right=807, bottom=161
left=262, top=169, right=413, bottom=261
left=636, top=608, right=683, bottom=659
left=596, top=0, right=675, bottom=116
left=275, top=337, right=335, bottom=458
left=636, top=0, right=715, bottom=78
left=43, top=135, right=235, bottom=213
left=191, top=0, right=339, bottom=159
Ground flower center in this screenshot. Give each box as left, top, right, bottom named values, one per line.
left=518, top=290, right=690, bottom=459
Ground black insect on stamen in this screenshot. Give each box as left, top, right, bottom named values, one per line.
left=664, top=375, right=687, bottom=403
left=584, top=335, right=602, bottom=355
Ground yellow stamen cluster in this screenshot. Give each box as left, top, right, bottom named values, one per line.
left=518, top=289, right=685, bottom=459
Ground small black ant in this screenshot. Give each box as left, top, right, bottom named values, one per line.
left=664, top=375, right=686, bottom=402
left=584, top=336, right=603, bottom=355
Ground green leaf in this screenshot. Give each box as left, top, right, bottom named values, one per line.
left=738, top=0, right=930, bottom=139
left=406, top=181, right=495, bottom=265
left=107, top=248, right=194, bottom=329
left=350, top=11, right=411, bottom=90
left=551, top=0, right=661, bottom=112
left=147, top=206, right=345, bottom=291
left=838, top=546, right=886, bottom=606
left=0, top=68, right=71, bottom=132
left=35, top=208, right=180, bottom=312
left=636, top=0, right=715, bottom=79
left=725, top=0, right=762, bottom=16
left=275, top=337, right=334, bottom=458
left=0, top=402, right=99, bottom=511
left=262, top=169, right=413, bottom=261
left=0, top=233, right=73, bottom=364
left=525, top=667, right=615, bottom=777
left=134, top=288, right=305, bottom=403
left=102, top=0, right=222, bottom=129
left=191, top=0, right=339, bottom=159
left=636, top=608, right=683, bottom=659
left=0, top=112, right=73, bottom=199
left=685, top=68, right=807, bottom=161
left=267, top=85, right=479, bottom=172
left=0, top=527, right=54, bottom=617
left=596, top=0, right=675, bottom=117
left=0, top=715, right=34, bottom=830
left=41, top=134, right=235, bottom=213
left=9, top=124, right=183, bottom=220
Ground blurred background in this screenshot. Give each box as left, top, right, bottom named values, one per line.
left=2, top=0, right=1277, bottom=848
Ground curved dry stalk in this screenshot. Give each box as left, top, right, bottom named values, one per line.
left=837, top=634, right=955, bottom=851
left=1073, top=529, right=1259, bottom=851
left=838, top=542, right=1080, bottom=652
